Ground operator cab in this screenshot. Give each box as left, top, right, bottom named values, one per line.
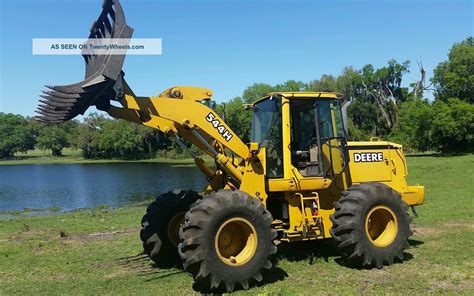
left=251, top=92, right=349, bottom=179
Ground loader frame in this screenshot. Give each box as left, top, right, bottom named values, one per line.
left=103, top=84, right=424, bottom=242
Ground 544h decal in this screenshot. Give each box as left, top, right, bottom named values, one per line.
left=206, top=112, right=233, bottom=142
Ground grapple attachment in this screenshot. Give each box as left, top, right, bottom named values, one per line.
left=36, top=0, right=133, bottom=123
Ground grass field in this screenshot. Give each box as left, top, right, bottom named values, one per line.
left=1, top=148, right=199, bottom=166
left=0, top=154, right=473, bottom=294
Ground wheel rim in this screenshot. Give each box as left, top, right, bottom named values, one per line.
left=215, top=217, right=258, bottom=266
left=365, top=206, right=398, bottom=248
left=167, top=212, right=185, bottom=247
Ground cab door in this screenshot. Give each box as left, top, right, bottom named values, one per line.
left=315, top=99, right=348, bottom=176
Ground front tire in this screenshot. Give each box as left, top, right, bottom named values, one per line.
left=178, top=190, right=277, bottom=292
left=330, top=182, right=412, bottom=268
left=140, top=189, right=200, bottom=267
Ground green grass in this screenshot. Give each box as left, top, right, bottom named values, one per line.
left=0, top=155, right=473, bottom=294
left=1, top=148, right=204, bottom=166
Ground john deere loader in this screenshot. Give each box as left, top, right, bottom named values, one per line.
left=36, top=0, right=425, bottom=292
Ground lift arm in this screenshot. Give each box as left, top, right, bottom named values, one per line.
left=109, top=83, right=249, bottom=159
left=106, top=81, right=249, bottom=184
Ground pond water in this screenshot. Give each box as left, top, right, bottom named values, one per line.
left=0, top=163, right=208, bottom=212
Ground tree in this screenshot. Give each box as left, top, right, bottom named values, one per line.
left=432, top=37, right=474, bottom=103
left=220, top=97, right=252, bottom=142
left=305, top=61, right=410, bottom=140
left=431, top=98, right=474, bottom=152
left=136, top=125, right=166, bottom=157
left=32, top=119, right=79, bottom=156
left=358, top=60, right=410, bottom=129
left=389, top=99, right=434, bottom=152
left=37, top=125, right=69, bottom=156
left=0, top=113, right=34, bottom=158
left=274, top=80, right=306, bottom=92
left=242, top=83, right=275, bottom=103
left=410, top=61, right=433, bottom=100
left=62, top=120, right=80, bottom=147
left=306, top=74, right=338, bottom=92
left=97, top=119, right=146, bottom=158
left=337, top=67, right=364, bottom=99
left=70, top=113, right=106, bottom=158
left=347, top=98, right=382, bottom=139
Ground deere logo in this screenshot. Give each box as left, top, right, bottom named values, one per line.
left=353, top=152, right=383, bottom=163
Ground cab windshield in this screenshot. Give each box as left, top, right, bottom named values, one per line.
left=251, top=96, right=282, bottom=144
left=251, top=96, right=283, bottom=178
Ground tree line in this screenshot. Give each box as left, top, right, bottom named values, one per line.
left=1, top=37, right=472, bottom=159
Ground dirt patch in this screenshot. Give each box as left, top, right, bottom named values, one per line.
left=8, top=228, right=52, bottom=243
left=33, top=246, right=46, bottom=254
left=443, top=222, right=474, bottom=229
left=104, top=269, right=130, bottom=279
left=432, top=277, right=474, bottom=292
left=413, top=221, right=474, bottom=237
left=46, top=274, right=67, bottom=281
left=62, top=227, right=140, bottom=242
left=414, top=226, right=441, bottom=236
left=6, top=227, right=140, bottom=247
left=357, top=269, right=396, bottom=292
left=459, top=279, right=474, bottom=291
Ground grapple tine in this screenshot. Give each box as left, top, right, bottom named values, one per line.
left=37, top=111, right=70, bottom=121
left=45, top=84, right=84, bottom=95
left=108, top=7, right=116, bottom=23
left=103, top=16, right=113, bottom=37
left=38, top=106, right=71, bottom=115
left=44, top=74, right=106, bottom=94
left=35, top=109, right=68, bottom=120
left=35, top=115, right=64, bottom=123
left=37, top=111, right=65, bottom=119
left=40, top=94, right=78, bottom=104
left=38, top=101, right=71, bottom=110
left=42, top=90, right=81, bottom=100
left=40, top=98, right=75, bottom=108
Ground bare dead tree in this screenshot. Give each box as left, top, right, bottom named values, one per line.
left=411, top=61, right=434, bottom=99
left=383, top=80, right=399, bottom=127
left=361, top=79, right=396, bottom=128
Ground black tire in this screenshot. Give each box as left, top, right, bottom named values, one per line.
left=330, top=182, right=412, bottom=268
left=178, top=190, right=277, bottom=292
left=140, top=189, right=201, bottom=267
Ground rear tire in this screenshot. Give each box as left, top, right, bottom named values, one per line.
left=178, top=190, right=277, bottom=292
left=330, top=182, right=412, bottom=268
left=140, top=189, right=200, bottom=267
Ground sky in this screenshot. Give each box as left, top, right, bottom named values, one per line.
left=0, top=0, right=472, bottom=117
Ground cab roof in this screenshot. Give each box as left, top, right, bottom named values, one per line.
left=253, top=91, right=342, bottom=105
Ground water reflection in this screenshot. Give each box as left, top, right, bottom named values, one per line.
left=0, top=163, right=207, bottom=211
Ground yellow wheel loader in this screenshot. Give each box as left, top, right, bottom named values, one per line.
left=36, top=0, right=425, bottom=292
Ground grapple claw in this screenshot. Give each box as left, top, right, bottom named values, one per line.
left=36, top=0, right=133, bottom=123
